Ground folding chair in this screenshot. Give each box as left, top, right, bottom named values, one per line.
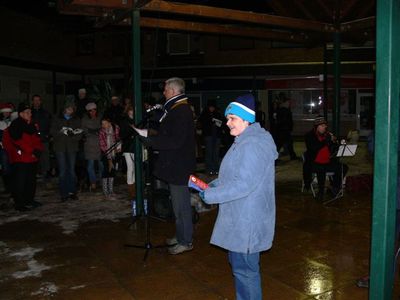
left=301, top=153, right=335, bottom=198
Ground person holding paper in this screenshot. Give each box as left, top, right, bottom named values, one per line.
left=133, top=77, right=196, bottom=255
left=304, top=116, right=349, bottom=200
left=199, top=94, right=278, bottom=300
left=50, top=98, right=83, bottom=202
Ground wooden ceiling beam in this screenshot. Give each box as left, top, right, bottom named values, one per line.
left=58, top=1, right=106, bottom=16
left=139, top=17, right=310, bottom=44
left=59, top=4, right=316, bottom=43
left=141, top=0, right=334, bottom=32
left=69, top=0, right=152, bottom=9
left=60, top=0, right=370, bottom=36
left=341, top=16, right=375, bottom=32
left=70, top=0, right=132, bottom=9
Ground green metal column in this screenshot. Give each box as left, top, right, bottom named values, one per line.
left=52, top=71, right=57, bottom=114
left=332, top=31, right=341, bottom=136
left=132, top=8, right=144, bottom=215
left=323, top=43, right=328, bottom=122
left=370, top=0, right=400, bottom=298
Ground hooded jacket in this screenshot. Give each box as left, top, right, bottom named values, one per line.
left=4, top=117, right=44, bottom=164
left=50, top=113, right=82, bottom=152
left=204, top=123, right=278, bottom=253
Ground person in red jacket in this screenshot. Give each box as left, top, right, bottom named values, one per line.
left=5, top=103, right=43, bottom=211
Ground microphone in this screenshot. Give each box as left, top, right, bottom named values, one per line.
left=146, top=104, right=163, bottom=113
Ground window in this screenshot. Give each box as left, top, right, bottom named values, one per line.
left=270, top=89, right=356, bottom=117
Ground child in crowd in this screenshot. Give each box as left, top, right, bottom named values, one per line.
left=99, top=117, right=120, bottom=199
left=120, top=104, right=136, bottom=198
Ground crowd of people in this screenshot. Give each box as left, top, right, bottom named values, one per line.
left=0, top=90, right=138, bottom=210
left=0, top=77, right=355, bottom=298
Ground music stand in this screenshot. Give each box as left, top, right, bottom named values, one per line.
left=324, top=144, right=357, bottom=205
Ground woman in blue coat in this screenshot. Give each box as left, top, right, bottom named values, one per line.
left=201, top=94, right=278, bottom=300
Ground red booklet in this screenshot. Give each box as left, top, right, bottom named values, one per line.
left=188, top=175, right=209, bottom=192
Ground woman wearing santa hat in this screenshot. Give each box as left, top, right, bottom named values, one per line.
left=0, top=103, right=15, bottom=194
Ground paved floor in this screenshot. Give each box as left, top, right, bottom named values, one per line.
left=0, top=142, right=398, bottom=299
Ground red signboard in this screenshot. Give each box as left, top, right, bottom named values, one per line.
left=266, top=77, right=374, bottom=89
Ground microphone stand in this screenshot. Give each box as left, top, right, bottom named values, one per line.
left=124, top=109, right=170, bottom=262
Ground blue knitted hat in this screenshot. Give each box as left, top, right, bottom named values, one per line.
left=224, top=94, right=256, bottom=123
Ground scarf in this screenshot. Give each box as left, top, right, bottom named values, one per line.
left=64, top=114, right=72, bottom=120
left=106, top=126, right=117, bottom=159
left=159, top=94, right=188, bottom=122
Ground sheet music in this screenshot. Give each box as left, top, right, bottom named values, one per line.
left=336, top=144, right=357, bottom=157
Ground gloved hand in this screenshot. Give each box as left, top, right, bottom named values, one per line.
left=199, top=190, right=205, bottom=201
left=32, top=149, right=42, bottom=159
left=208, top=181, right=216, bottom=188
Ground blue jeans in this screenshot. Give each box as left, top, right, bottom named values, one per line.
left=204, top=136, right=220, bottom=173
left=87, top=159, right=104, bottom=184
left=56, top=151, right=77, bottom=198
left=229, top=251, right=262, bottom=300
left=1, top=149, right=11, bottom=174
left=169, top=184, right=193, bottom=246
left=38, top=141, right=50, bottom=175
left=1, top=149, right=12, bottom=192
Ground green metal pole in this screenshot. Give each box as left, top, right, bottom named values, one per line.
left=370, top=0, right=400, bottom=298
left=52, top=71, right=57, bottom=114
left=332, top=31, right=340, bottom=137
left=132, top=8, right=144, bottom=216
left=323, top=43, right=328, bottom=122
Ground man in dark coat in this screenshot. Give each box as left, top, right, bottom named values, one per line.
left=275, top=94, right=298, bottom=160
left=198, top=99, right=224, bottom=175
left=75, top=88, right=91, bottom=119
left=133, top=77, right=196, bottom=255
left=31, top=94, right=52, bottom=178
left=104, top=96, right=124, bottom=126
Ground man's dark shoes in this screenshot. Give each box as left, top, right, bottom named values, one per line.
left=27, top=200, right=42, bottom=208
left=68, top=193, right=79, bottom=201
left=316, top=190, right=324, bottom=201
left=15, top=206, right=32, bottom=212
